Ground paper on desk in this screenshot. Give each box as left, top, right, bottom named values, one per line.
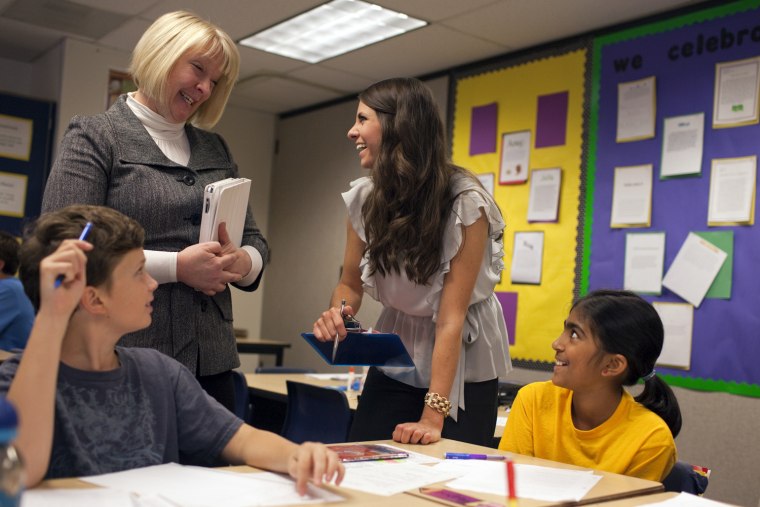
left=83, top=463, right=343, bottom=506
left=339, top=460, right=463, bottom=496
left=641, top=492, right=732, bottom=506
left=307, top=373, right=349, bottom=380
left=21, top=488, right=137, bottom=507
left=441, top=460, right=601, bottom=502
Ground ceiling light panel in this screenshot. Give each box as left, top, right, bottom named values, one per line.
left=238, top=0, right=427, bottom=64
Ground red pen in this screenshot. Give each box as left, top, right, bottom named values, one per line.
left=506, top=459, right=517, bottom=505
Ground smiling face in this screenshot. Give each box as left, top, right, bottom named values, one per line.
left=138, top=48, right=224, bottom=124
left=551, top=306, right=610, bottom=392
left=347, top=101, right=383, bottom=169
left=97, top=248, right=158, bottom=336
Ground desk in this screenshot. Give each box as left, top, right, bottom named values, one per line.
left=236, top=339, right=291, bottom=366
left=30, top=439, right=663, bottom=507
left=584, top=491, right=735, bottom=506
left=247, top=372, right=517, bottom=440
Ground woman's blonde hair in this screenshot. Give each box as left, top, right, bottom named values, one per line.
left=129, top=11, right=240, bottom=128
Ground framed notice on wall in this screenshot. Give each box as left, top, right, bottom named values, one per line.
left=499, top=130, right=531, bottom=185
left=712, top=57, right=760, bottom=128
left=0, top=114, right=33, bottom=162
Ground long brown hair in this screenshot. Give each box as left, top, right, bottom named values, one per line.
left=359, top=77, right=460, bottom=284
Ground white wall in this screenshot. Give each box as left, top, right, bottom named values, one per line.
left=56, top=39, right=130, bottom=150
left=213, top=106, right=275, bottom=371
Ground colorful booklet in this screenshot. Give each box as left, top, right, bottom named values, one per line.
left=327, top=444, right=409, bottom=463
left=301, top=332, right=413, bottom=367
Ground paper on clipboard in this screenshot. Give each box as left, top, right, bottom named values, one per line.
left=301, top=332, right=413, bottom=367
left=199, top=178, right=251, bottom=247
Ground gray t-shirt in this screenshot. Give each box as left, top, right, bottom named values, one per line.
left=0, top=347, right=242, bottom=479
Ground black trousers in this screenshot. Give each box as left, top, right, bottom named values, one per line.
left=197, top=369, right=236, bottom=414
left=348, top=367, right=498, bottom=447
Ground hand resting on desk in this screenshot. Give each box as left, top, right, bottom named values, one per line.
left=221, top=424, right=345, bottom=496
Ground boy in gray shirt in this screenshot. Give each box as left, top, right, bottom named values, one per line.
left=0, top=205, right=343, bottom=494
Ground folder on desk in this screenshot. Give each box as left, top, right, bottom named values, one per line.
left=301, top=332, right=413, bottom=367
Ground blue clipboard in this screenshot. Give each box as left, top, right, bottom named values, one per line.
left=301, top=332, right=414, bottom=367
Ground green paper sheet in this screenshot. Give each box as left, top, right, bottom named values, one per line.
left=694, top=231, right=733, bottom=299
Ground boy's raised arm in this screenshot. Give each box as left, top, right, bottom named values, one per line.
left=7, top=240, right=91, bottom=487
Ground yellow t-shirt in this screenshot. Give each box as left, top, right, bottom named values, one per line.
left=498, top=381, right=676, bottom=481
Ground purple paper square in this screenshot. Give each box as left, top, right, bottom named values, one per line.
left=495, top=291, right=518, bottom=345
left=535, top=91, right=568, bottom=148
left=469, top=103, right=498, bottom=155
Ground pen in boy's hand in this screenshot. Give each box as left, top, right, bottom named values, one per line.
left=444, top=452, right=507, bottom=460
left=54, top=221, right=93, bottom=288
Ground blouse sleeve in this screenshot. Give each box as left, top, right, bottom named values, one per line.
left=341, top=177, right=378, bottom=299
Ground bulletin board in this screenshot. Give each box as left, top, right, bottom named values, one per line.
left=450, top=43, right=588, bottom=364
left=0, top=92, right=56, bottom=237
left=586, top=0, right=760, bottom=395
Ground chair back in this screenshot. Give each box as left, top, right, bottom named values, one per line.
left=662, top=461, right=709, bottom=494
left=281, top=380, right=353, bottom=444
left=232, top=370, right=252, bottom=423
left=255, top=366, right=317, bottom=374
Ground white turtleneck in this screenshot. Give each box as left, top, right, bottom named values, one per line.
left=125, top=93, right=262, bottom=287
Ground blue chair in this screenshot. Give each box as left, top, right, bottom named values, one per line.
left=662, top=461, right=709, bottom=494
left=232, top=370, right=252, bottom=423
left=281, top=380, right=353, bottom=444
left=255, top=366, right=316, bottom=374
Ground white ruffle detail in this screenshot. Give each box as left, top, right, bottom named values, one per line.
left=342, top=177, right=378, bottom=300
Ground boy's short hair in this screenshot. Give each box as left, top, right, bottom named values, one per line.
left=19, top=205, right=144, bottom=310
left=0, top=231, right=20, bottom=275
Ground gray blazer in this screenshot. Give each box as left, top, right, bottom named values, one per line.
left=42, top=95, right=269, bottom=376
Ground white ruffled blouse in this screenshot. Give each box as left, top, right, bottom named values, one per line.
left=342, top=173, right=512, bottom=421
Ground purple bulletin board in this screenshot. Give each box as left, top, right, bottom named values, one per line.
left=586, top=0, right=760, bottom=395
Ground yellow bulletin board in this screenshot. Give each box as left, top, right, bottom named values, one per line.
left=451, top=45, right=588, bottom=363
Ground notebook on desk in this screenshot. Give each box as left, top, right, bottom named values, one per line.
left=301, top=332, right=413, bottom=367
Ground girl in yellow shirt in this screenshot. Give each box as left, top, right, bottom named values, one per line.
left=498, top=289, right=681, bottom=481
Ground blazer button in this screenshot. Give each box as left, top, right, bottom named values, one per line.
left=182, top=175, right=196, bottom=186
left=201, top=300, right=208, bottom=312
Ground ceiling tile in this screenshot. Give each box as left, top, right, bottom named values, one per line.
left=373, top=0, right=501, bottom=22
left=3, top=0, right=129, bottom=40
left=324, top=24, right=508, bottom=81
left=443, top=0, right=704, bottom=49
left=97, top=17, right=152, bottom=53
left=287, top=65, right=375, bottom=97
left=233, top=74, right=343, bottom=113
left=238, top=47, right=309, bottom=78
left=67, top=0, right=158, bottom=16
left=0, top=17, right=61, bottom=61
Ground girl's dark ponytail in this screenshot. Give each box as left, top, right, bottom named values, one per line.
left=635, top=374, right=682, bottom=438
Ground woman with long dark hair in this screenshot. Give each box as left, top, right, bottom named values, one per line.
left=313, top=78, right=511, bottom=446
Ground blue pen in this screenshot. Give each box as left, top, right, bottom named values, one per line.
left=54, top=222, right=93, bottom=288
left=445, top=452, right=507, bottom=460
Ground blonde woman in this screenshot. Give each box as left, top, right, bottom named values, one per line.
left=42, top=11, right=267, bottom=411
